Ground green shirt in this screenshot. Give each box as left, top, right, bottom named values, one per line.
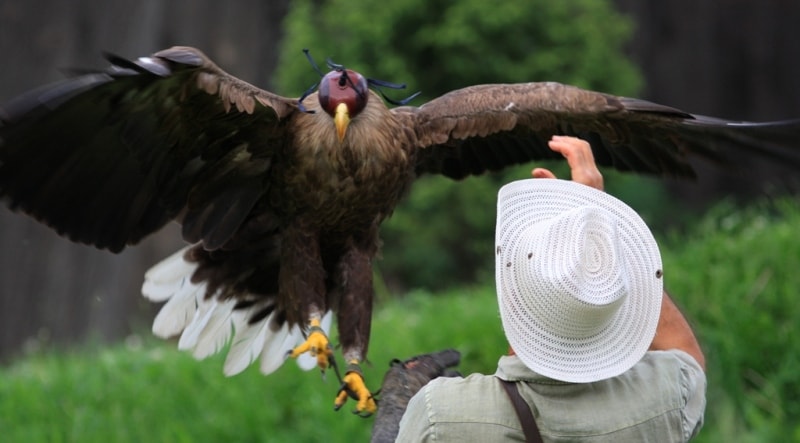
left=396, top=350, right=706, bottom=442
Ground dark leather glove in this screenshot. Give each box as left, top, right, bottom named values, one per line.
left=370, top=349, right=461, bottom=443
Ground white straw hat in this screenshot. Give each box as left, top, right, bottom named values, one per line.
left=495, top=179, right=663, bottom=383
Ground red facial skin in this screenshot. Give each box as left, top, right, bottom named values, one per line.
left=318, top=69, right=369, bottom=118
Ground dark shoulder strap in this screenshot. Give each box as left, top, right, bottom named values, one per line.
left=498, top=378, right=544, bottom=443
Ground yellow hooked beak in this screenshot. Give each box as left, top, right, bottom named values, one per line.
left=334, top=102, right=350, bottom=142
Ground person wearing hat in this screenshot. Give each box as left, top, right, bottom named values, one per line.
left=374, top=136, right=706, bottom=442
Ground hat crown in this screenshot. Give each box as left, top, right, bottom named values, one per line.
left=515, top=206, right=629, bottom=339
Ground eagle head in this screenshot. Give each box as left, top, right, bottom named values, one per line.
left=318, top=69, right=369, bottom=142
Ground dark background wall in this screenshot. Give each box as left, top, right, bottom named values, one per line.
left=615, top=0, right=800, bottom=205
left=0, top=0, right=798, bottom=359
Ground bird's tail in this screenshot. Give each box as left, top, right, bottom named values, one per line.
left=141, top=247, right=332, bottom=376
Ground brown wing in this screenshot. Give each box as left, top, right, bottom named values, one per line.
left=397, top=82, right=800, bottom=179
left=0, top=46, right=299, bottom=252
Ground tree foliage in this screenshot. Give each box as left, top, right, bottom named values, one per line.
left=274, top=0, right=644, bottom=291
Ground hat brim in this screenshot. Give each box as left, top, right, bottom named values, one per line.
left=495, top=179, right=663, bottom=383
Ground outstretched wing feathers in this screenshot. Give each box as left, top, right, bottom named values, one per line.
left=406, top=82, right=621, bottom=178
left=406, top=82, right=800, bottom=180
left=7, top=50, right=797, bottom=252
left=0, top=46, right=298, bottom=252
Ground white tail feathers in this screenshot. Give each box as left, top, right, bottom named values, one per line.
left=141, top=247, right=333, bottom=376
left=223, top=303, right=273, bottom=375
left=179, top=299, right=235, bottom=360
left=142, top=246, right=196, bottom=302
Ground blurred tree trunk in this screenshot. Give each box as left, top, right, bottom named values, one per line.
left=0, top=0, right=289, bottom=360
left=614, top=0, right=800, bottom=211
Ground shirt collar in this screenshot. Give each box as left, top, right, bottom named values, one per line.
left=494, top=355, right=572, bottom=385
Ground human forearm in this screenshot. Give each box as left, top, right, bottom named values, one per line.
left=649, top=291, right=706, bottom=370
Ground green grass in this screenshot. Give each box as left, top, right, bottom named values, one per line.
left=0, top=288, right=504, bottom=443
left=2, top=197, right=800, bottom=442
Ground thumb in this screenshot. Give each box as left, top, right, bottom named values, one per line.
left=531, top=168, right=557, bottom=179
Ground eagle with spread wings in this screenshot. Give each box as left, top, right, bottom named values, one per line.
left=1, top=46, right=799, bottom=415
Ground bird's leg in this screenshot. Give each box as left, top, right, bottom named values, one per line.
left=330, top=235, right=377, bottom=416
left=334, top=358, right=376, bottom=417
left=279, top=222, right=333, bottom=372
left=288, top=313, right=333, bottom=371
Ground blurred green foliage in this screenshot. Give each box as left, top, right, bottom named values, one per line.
left=275, top=0, right=641, bottom=95
left=273, top=0, right=649, bottom=291
left=663, top=198, right=800, bottom=442
left=3, top=198, right=800, bottom=441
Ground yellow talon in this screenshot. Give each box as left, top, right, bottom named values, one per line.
left=334, top=360, right=377, bottom=417
left=288, top=318, right=333, bottom=370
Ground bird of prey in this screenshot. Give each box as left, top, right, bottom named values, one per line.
left=1, top=46, right=799, bottom=415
